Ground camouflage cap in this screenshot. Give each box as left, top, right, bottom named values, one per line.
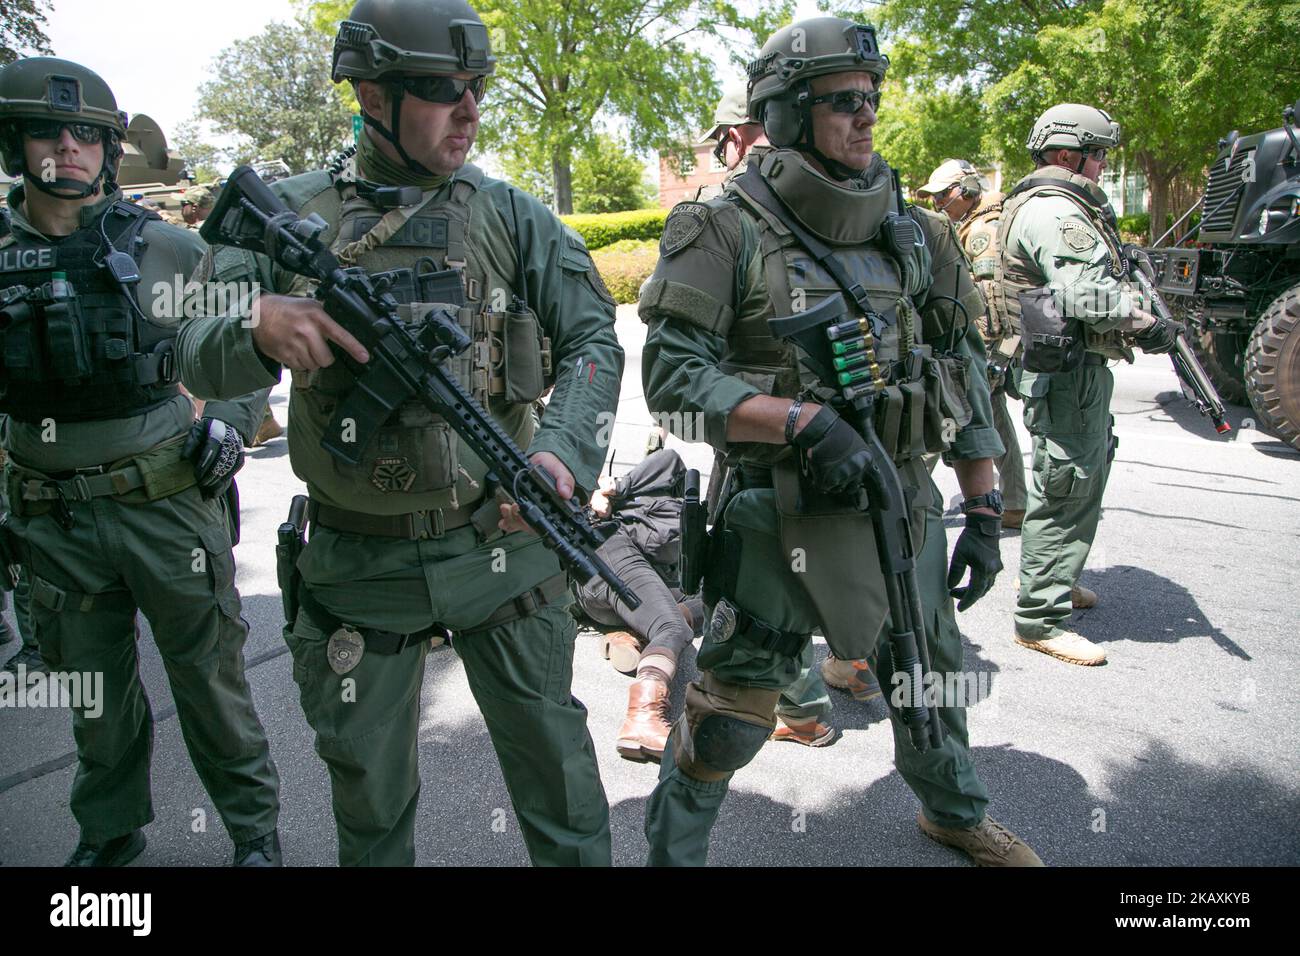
left=916, top=158, right=982, bottom=196
left=181, top=184, right=214, bottom=208
left=699, top=81, right=754, bottom=144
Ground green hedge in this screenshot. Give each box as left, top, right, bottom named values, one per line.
left=591, top=238, right=659, bottom=305
left=562, top=208, right=667, bottom=250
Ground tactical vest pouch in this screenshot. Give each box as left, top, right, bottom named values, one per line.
left=502, top=302, right=547, bottom=404
left=0, top=294, right=41, bottom=378
left=42, top=297, right=95, bottom=381
left=1018, top=288, right=1085, bottom=373
left=354, top=407, right=458, bottom=496
left=874, top=385, right=905, bottom=461
left=922, top=352, right=973, bottom=454
left=132, top=434, right=199, bottom=502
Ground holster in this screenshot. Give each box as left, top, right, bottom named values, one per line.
left=276, top=495, right=308, bottom=626
left=679, top=469, right=706, bottom=596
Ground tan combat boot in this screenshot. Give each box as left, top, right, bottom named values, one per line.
left=1014, top=630, right=1106, bottom=665
left=616, top=677, right=672, bottom=761
left=770, top=715, right=837, bottom=747
left=253, top=408, right=283, bottom=447
left=820, top=654, right=882, bottom=702
left=917, top=811, right=1044, bottom=866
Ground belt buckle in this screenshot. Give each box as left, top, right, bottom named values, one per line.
left=71, top=474, right=93, bottom=501
left=416, top=508, right=446, bottom=539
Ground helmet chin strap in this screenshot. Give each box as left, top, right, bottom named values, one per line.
left=361, top=85, right=435, bottom=178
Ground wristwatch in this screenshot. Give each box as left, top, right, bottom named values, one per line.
left=960, top=490, right=1004, bottom=515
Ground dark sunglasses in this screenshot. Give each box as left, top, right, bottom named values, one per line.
left=21, top=120, right=105, bottom=144
left=399, top=74, right=487, bottom=106
left=807, top=89, right=882, bottom=115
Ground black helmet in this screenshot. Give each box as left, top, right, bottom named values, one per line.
left=0, top=57, right=128, bottom=199
left=332, top=0, right=493, bottom=175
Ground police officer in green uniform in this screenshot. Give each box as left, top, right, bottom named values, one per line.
left=696, top=80, right=837, bottom=747
left=178, top=0, right=623, bottom=867
left=0, top=57, right=281, bottom=866
left=917, top=159, right=1028, bottom=528
left=997, top=104, right=1177, bottom=666
left=638, top=17, right=1041, bottom=866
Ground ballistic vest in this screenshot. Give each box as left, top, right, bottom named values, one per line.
left=721, top=149, right=944, bottom=466
left=281, top=165, right=553, bottom=515
left=995, top=165, right=1131, bottom=359
left=0, top=200, right=178, bottom=423
left=957, top=192, right=1014, bottom=349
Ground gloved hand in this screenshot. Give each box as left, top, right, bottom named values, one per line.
left=1134, top=312, right=1178, bottom=355
left=183, top=417, right=245, bottom=499
left=947, top=510, right=1003, bottom=611
left=792, top=405, right=871, bottom=495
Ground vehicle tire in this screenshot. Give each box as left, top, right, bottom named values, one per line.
left=1245, top=283, right=1300, bottom=450
left=1189, top=325, right=1250, bottom=406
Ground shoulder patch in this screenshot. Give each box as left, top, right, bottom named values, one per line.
left=1060, top=220, right=1098, bottom=254
left=968, top=233, right=990, bottom=257
left=660, top=202, right=710, bottom=258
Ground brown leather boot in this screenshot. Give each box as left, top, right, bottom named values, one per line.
left=616, top=676, right=672, bottom=761
left=600, top=630, right=643, bottom=674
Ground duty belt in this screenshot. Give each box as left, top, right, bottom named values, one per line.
left=306, top=499, right=478, bottom=539
left=9, top=433, right=194, bottom=506
left=709, top=597, right=805, bottom=657
left=297, top=572, right=570, bottom=654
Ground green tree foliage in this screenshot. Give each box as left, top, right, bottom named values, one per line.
left=172, top=121, right=227, bottom=183
left=863, top=0, right=1297, bottom=241
left=0, top=0, right=53, bottom=66
left=196, top=17, right=352, bottom=173
left=873, top=84, right=989, bottom=192
left=571, top=135, right=655, bottom=213
left=305, top=0, right=793, bottom=213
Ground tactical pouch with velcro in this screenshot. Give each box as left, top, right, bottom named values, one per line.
left=42, top=295, right=95, bottom=381
left=1018, top=288, right=1085, bottom=373
left=131, top=433, right=198, bottom=501
left=502, top=299, right=549, bottom=404
left=922, top=351, right=973, bottom=453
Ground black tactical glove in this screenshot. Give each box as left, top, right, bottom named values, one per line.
left=947, top=510, right=1003, bottom=611
left=792, top=405, right=871, bottom=495
left=1134, top=313, right=1178, bottom=355
left=183, top=418, right=245, bottom=499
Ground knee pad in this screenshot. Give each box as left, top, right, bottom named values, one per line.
left=673, top=673, right=782, bottom=782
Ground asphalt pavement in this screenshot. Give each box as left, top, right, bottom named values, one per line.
left=2, top=304, right=1297, bottom=866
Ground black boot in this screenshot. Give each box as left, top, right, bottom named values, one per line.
left=232, top=829, right=282, bottom=867
left=65, top=830, right=147, bottom=867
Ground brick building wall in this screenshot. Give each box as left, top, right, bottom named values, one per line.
left=659, top=143, right=727, bottom=208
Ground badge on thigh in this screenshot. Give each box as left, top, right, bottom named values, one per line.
left=327, top=626, right=365, bottom=675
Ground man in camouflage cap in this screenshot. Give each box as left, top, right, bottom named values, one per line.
left=639, top=16, right=1040, bottom=866
left=996, top=103, right=1178, bottom=666
left=917, top=159, right=1027, bottom=528
left=180, top=184, right=214, bottom=228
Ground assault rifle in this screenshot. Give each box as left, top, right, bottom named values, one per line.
left=769, top=294, right=944, bottom=753
left=201, top=165, right=640, bottom=609
left=1126, top=246, right=1232, bottom=435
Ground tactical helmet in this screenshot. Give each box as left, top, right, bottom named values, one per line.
left=747, top=17, right=887, bottom=152
left=332, top=0, right=495, bottom=81
left=331, top=0, right=494, bottom=175
left=181, top=184, right=214, bottom=209
left=0, top=57, right=127, bottom=198
left=1026, top=103, right=1121, bottom=157
left=699, top=81, right=753, bottom=144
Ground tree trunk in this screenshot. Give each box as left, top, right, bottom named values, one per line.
left=552, top=151, right=573, bottom=216
left=1142, top=160, right=1172, bottom=246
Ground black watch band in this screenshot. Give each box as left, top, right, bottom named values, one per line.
left=961, top=490, right=1004, bottom=515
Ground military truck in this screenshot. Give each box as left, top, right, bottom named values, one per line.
left=116, top=113, right=193, bottom=216
left=1151, top=97, right=1300, bottom=450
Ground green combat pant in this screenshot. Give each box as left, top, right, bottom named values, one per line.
left=644, top=476, right=988, bottom=865
left=1015, top=362, right=1115, bottom=640
left=774, top=642, right=832, bottom=723
left=991, top=386, right=1028, bottom=512
left=8, top=484, right=281, bottom=846
left=285, top=524, right=611, bottom=867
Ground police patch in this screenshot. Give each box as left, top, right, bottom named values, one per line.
left=371, top=457, right=417, bottom=493
left=1060, top=221, right=1098, bottom=254
left=660, top=202, right=710, bottom=257
left=968, top=234, right=990, bottom=257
